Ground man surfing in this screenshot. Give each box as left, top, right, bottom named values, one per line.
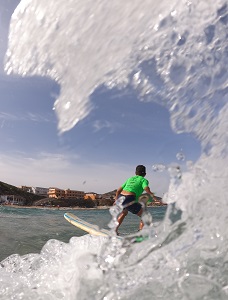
left=114, top=165, right=159, bottom=234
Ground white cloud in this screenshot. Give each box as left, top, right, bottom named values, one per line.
left=26, top=112, right=52, bottom=123
left=0, top=112, right=25, bottom=122
left=93, top=120, right=121, bottom=133
left=0, top=112, right=53, bottom=123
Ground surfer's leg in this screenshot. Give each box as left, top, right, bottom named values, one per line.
left=116, top=209, right=128, bottom=233
left=137, top=208, right=144, bottom=230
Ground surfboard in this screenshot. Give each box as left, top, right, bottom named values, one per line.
left=64, top=212, right=149, bottom=243
left=64, top=212, right=110, bottom=237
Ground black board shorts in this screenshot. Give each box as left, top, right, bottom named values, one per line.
left=120, top=194, right=142, bottom=215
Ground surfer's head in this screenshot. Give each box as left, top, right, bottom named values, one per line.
left=135, top=165, right=146, bottom=176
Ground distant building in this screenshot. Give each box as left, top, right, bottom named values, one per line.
left=84, top=193, right=100, bottom=200
left=48, top=188, right=65, bottom=199
left=48, top=188, right=84, bottom=199
left=19, top=186, right=49, bottom=197
left=65, top=189, right=84, bottom=199
left=19, top=185, right=33, bottom=193
left=0, top=195, right=25, bottom=205
left=31, top=187, right=49, bottom=197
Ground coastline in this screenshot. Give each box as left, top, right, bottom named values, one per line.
left=1, top=204, right=166, bottom=210
left=1, top=204, right=111, bottom=210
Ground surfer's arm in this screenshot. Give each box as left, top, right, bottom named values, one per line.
left=144, top=186, right=159, bottom=201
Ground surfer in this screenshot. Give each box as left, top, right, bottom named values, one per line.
left=114, top=165, right=158, bottom=234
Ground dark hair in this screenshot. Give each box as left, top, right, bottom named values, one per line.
left=135, top=165, right=146, bottom=176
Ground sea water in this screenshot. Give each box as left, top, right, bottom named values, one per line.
left=0, top=206, right=166, bottom=261
left=1, top=0, right=228, bottom=299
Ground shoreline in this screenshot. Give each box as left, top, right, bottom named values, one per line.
left=1, top=204, right=111, bottom=210
left=1, top=204, right=166, bottom=211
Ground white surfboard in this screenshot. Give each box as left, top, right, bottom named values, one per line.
left=64, top=212, right=110, bottom=237
left=64, top=212, right=149, bottom=243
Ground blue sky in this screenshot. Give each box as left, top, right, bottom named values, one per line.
left=0, top=1, right=201, bottom=196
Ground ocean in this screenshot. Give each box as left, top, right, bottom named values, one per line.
left=0, top=206, right=166, bottom=262
left=1, top=0, right=228, bottom=299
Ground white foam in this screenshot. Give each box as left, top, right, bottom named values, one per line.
left=0, top=235, right=105, bottom=299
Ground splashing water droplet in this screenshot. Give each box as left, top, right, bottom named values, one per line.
left=168, top=165, right=182, bottom=181
left=186, top=160, right=194, bottom=170
left=152, top=164, right=166, bottom=172
left=141, top=210, right=153, bottom=227
left=176, top=151, right=185, bottom=161
left=109, top=205, right=121, bottom=217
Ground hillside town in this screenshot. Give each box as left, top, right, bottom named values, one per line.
left=0, top=181, right=165, bottom=208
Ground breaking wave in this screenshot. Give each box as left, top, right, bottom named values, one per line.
left=1, top=0, right=227, bottom=299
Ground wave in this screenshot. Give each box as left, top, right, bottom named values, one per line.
left=2, top=0, right=228, bottom=299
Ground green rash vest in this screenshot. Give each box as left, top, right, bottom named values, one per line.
left=121, top=175, right=149, bottom=202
